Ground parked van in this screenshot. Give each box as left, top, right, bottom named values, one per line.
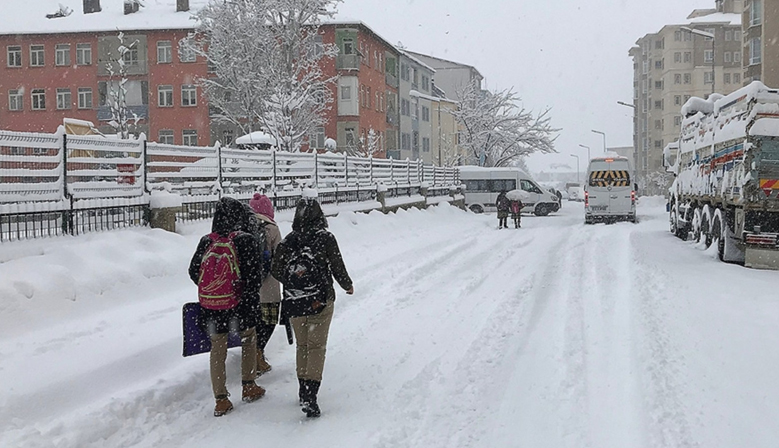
left=460, top=166, right=560, bottom=216
left=584, top=156, right=636, bottom=224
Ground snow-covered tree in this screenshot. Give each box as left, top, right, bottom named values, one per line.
left=351, top=128, right=381, bottom=158
left=453, top=83, right=558, bottom=167
left=188, top=0, right=339, bottom=152
left=104, top=32, right=141, bottom=139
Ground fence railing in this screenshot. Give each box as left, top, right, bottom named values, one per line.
left=1, top=128, right=460, bottom=242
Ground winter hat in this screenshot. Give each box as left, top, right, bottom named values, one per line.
left=249, top=193, right=275, bottom=221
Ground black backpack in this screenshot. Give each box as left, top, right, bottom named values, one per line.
left=245, top=212, right=271, bottom=280
left=281, top=236, right=328, bottom=319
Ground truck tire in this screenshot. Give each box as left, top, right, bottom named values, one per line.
left=716, top=209, right=745, bottom=264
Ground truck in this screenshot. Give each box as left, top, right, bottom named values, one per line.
left=664, top=81, right=779, bottom=268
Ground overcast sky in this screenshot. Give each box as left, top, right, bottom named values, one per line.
left=337, top=0, right=713, bottom=172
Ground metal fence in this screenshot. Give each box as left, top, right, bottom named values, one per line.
left=1, top=128, right=459, bottom=242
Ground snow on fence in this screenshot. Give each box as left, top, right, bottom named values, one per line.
left=1, top=129, right=460, bottom=242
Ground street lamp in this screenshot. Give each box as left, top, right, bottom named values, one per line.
left=591, top=129, right=606, bottom=154
left=617, top=101, right=635, bottom=109
left=578, top=144, right=590, bottom=162
left=570, top=154, right=580, bottom=184
left=681, top=26, right=716, bottom=95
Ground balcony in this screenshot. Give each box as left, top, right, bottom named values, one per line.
left=386, top=110, right=399, bottom=127
left=337, top=54, right=360, bottom=71
left=385, top=73, right=399, bottom=88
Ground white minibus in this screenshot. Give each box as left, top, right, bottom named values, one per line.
left=584, top=156, right=636, bottom=223
left=459, top=166, right=560, bottom=216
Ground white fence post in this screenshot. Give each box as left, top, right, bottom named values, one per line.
left=314, top=151, right=319, bottom=188
left=271, top=149, right=277, bottom=191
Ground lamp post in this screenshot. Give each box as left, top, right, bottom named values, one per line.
left=592, top=129, right=606, bottom=154
left=681, top=26, right=716, bottom=95
left=578, top=144, right=590, bottom=162
left=570, top=154, right=580, bottom=184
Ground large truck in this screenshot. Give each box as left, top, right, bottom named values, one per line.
left=664, top=81, right=779, bottom=268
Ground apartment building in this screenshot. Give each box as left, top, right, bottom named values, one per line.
left=406, top=51, right=484, bottom=103
left=396, top=51, right=435, bottom=163
left=0, top=0, right=210, bottom=146
left=743, top=0, right=779, bottom=87
left=630, top=3, right=743, bottom=191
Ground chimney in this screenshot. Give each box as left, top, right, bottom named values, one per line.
left=176, top=0, right=190, bottom=12
left=124, top=0, right=140, bottom=15
left=83, top=0, right=101, bottom=14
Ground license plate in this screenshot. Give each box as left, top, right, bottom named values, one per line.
left=590, top=205, right=608, bottom=211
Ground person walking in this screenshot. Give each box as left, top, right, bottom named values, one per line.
left=248, top=193, right=282, bottom=376
left=496, top=191, right=510, bottom=229
left=271, top=195, right=354, bottom=418
left=510, top=198, right=523, bottom=228
left=188, top=197, right=267, bottom=417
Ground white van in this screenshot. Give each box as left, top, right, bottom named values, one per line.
left=584, top=156, right=636, bottom=224
left=459, top=166, right=560, bottom=216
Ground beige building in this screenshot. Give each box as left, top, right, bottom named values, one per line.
left=743, top=0, right=779, bottom=87
left=630, top=1, right=744, bottom=193
left=430, top=96, right=461, bottom=166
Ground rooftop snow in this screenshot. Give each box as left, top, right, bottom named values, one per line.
left=235, top=131, right=277, bottom=146
left=687, top=12, right=742, bottom=26
left=0, top=0, right=208, bottom=36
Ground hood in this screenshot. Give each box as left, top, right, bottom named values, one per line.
left=292, top=197, right=327, bottom=233
left=211, top=197, right=249, bottom=235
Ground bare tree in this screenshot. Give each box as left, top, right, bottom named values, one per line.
left=104, top=32, right=141, bottom=139
left=188, top=0, right=339, bottom=152
left=453, top=83, right=558, bottom=167
left=349, top=128, right=381, bottom=158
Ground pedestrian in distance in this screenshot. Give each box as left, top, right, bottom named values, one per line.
left=188, top=197, right=267, bottom=417
left=248, top=193, right=283, bottom=376
left=496, top=190, right=511, bottom=229
left=272, top=194, right=354, bottom=418
left=510, top=198, right=523, bottom=228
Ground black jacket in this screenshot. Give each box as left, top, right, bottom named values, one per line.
left=496, top=192, right=511, bottom=212
left=189, top=197, right=264, bottom=333
left=271, top=198, right=353, bottom=304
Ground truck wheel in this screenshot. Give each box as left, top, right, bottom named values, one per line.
left=670, top=209, right=679, bottom=236
left=716, top=209, right=746, bottom=264
left=701, top=212, right=713, bottom=249
left=692, top=208, right=702, bottom=243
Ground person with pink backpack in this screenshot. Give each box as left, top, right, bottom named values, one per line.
left=188, top=197, right=266, bottom=417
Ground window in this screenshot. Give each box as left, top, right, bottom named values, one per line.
left=400, top=63, right=409, bottom=81
left=7, top=45, right=21, bottom=67
left=734, top=73, right=742, bottom=84
left=401, top=98, right=410, bottom=116
left=654, top=120, right=662, bottom=130
left=76, top=43, right=91, bottom=65
left=655, top=59, right=663, bottom=70
left=56, top=88, right=71, bottom=109
left=735, top=30, right=742, bottom=41
left=684, top=95, right=691, bottom=102
left=704, top=28, right=715, bottom=41
left=366, top=86, right=371, bottom=109
left=655, top=39, right=663, bottom=49
left=401, top=132, right=411, bottom=150
left=674, top=30, right=682, bottom=41
left=725, top=52, right=732, bottom=63
left=684, top=52, right=692, bottom=63
left=684, top=73, right=691, bottom=84
left=704, top=72, right=714, bottom=84
left=520, top=179, right=541, bottom=194
left=182, top=129, right=198, bottom=146
left=674, top=73, right=682, bottom=84
left=78, top=87, right=93, bottom=109
left=55, top=44, right=70, bottom=66
left=31, top=89, right=45, bottom=110
left=157, top=41, right=172, bottom=64
left=10, top=147, right=25, bottom=155
left=309, top=126, right=325, bottom=149
left=158, top=130, right=174, bottom=144
left=181, top=85, right=197, bottom=107
left=684, top=30, right=692, bottom=41
left=179, top=43, right=196, bottom=62
left=30, top=45, right=44, bottom=66
left=345, top=128, right=356, bottom=147
left=674, top=116, right=682, bottom=126
left=704, top=50, right=713, bottom=63
left=422, top=137, right=430, bottom=152
left=654, top=81, right=663, bottom=90
left=654, top=100, right=663, bottom=110
left=340, top=85, right=351, bottom=100
left=422, top=106, right=430, bottom=122
left=750, top=0, right=762, bottom=26
left=158, top=85, right=173, bottom=107
left=421, top=75, right=430, bottom=92
left=654, top=140, right=663, bottom=149
left=675, top=95, right=681, bottom=106
left=724, top=73, right=732, bottom=84
left=674, top=52, right=681, bottom=63
left=725, top=30, right=733, bottom=41
left=122, top=46, right=139, bottom=66
left=8, top=89, right=22, bottom=111
left=342, top=38, right=354, bottom=55
left=750, top=37, right=762, bottom=65
left=734, top=51, right=742, bottom=62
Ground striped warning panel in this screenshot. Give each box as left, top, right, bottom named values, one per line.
left=589, top=170, right=631, bottom=187
left=760, top=179, right=779, bottom=197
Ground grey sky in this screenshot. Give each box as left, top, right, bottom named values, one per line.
left=337, top=0, right=712, bottom=171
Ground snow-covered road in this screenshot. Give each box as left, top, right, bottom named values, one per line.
left=2, top=199, right=779, bottom=447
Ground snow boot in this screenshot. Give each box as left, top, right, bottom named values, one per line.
left=214, top=396, right=233, bottom=417
left=256, top=350, right=272, bottom=377
left=301, top=380, right=321, bottom=418
left=298, top=378, right=306, bottom=405
left=242, top=381, right=266, bottom=403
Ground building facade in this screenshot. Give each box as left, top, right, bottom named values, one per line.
left=397, top=51, right=435, bottom=163
left=743, top=0, right=779, bottom=87
left=630, top=3, right=743, bottom=192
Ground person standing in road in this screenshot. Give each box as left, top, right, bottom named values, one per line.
left=496, top=190, right=510, bottom=229
left=188, top=197, right=267, bottom=417
left=248, top=193, right=283, bottom=376
left=510, top=198, right=523, bottom=228
left=272, top=195, right=354, bottom=418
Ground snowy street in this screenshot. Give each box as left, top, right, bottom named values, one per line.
left=2, top=199, right=779, bottom=447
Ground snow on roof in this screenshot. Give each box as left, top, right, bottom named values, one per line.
left=0, top=0, right=207, bottom=35
left=399, top=50, right=436, bottom=74
left=235, top=131, right=277, bottom=146
left=405, top=50, right=484, bottom=80
left=688, top=12, right=742, bottom=26
left=323, top=18, right=401, bottom=56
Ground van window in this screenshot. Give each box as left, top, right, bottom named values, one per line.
left=489, top=179, right=516, bottom=192
left=463, top=179, right=490, bottom=192
left=589, top=161, right=631, bottom=187
left=520, top=179, right=542, bottom=194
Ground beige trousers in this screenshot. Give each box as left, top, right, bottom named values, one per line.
left=210, top=327, right=257, bottom=398
left=290, top=300, right=335, bottom=382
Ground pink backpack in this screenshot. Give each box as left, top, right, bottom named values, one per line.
left=511, top=201, right=521, bottom=214
left=198, top=232, right=243, bottom=310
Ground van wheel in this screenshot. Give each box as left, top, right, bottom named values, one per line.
left=534, top=204, right=550, bottom=217
left=469, top=204, right=484, bottom=214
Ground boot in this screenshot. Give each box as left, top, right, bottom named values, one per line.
left=298, top=378, right=306, bottom=406
left=301, top=380, right=321, bottom=418
left=242, top=381, right=266, bottom=403
left=256, top=350, right=272, bottom=376
left=214, top=396, right=233, bottom=417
